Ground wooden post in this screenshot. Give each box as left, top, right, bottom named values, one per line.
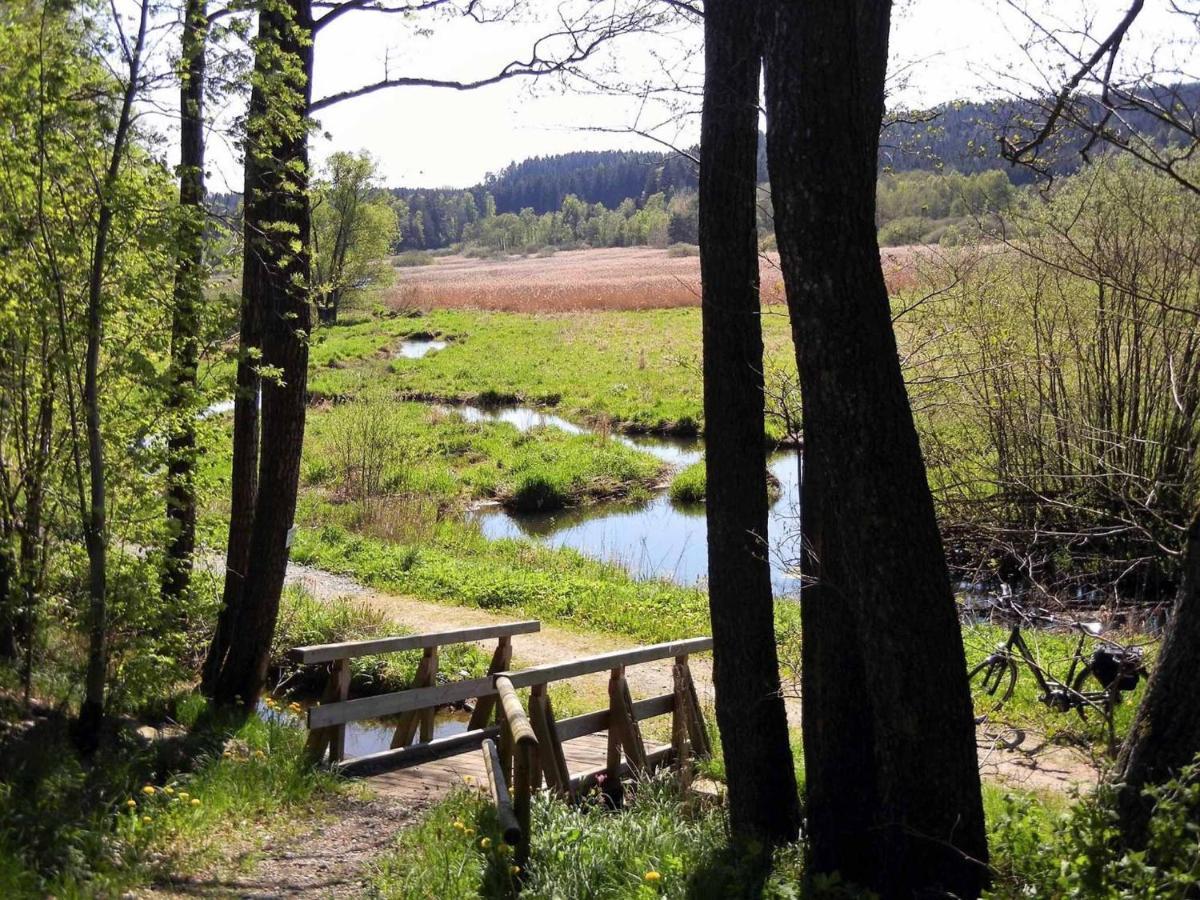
left=481, top=738, right=522, bottom=848
left=677, top=656, right=711, bottom=757
left=496, top=675, right=537, bottom=870
left=529, top=684, right=572, bottom=799
left=305, top=657, right=350, bottom=763
left=608, top=665, right=648, bottom=773
left=391, top=646, right=438, bottom=749
left=672, top=656, right=694, bottom=788
left=468, top=636, right=512, bottom=731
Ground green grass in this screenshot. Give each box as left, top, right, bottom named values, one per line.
left=369, top=778, right=807, bottom=900
left=306, top=308, right=799, bottom=438
left=0, top=696, right=342, bottom=897
left=667, top=461, right=706, bottom=503
left=302, top=399, right=665, bottom=512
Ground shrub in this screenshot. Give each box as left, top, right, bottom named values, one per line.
left=393, top=250, right=435, bottom=267
left=666, top=242, right=700, bottom=258
left=669, top=461, right=706, bottom=503
left=511, top=473, right=566, bottom=512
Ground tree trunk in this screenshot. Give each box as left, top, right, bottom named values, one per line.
left=1115, top=510, right=1200, bottom=843
left=163, top=0, right=207, bottom=609
left=212, top=0, right=314, bottom=709
left=763, top=1, right=988, bottom=895
left=699, top=0, right=801, bottom=846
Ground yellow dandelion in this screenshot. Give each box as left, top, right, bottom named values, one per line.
left=141, top=785, right=156, bottom=796
left=465, top=828, right=475, bottom=837
left=178, top=792, right=189, bottom=801
left=644, top=871, right=661, bottom=883
left=463, top=775, right=474, bottom=785
left=164, top=786, right=174, bottom=795
left=480, top=837, right=492, bottom=849
left=125, top=799, right=136, bottom=808
left=142, top=816, right=152, bottom=824
left=254, top=750, right=266, bottom=759
left=190, top=798, right=201, bottom=807
left=498, top=843, right=512, bottom=855
left=510, top=865, right=520, bottom=875
left=452, top=820, right=465, bottom=830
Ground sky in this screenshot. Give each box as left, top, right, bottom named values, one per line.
left=192, top=0, right=1189, bottom=192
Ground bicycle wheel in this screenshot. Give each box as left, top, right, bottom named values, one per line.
left=1070, top=666, right=1114, bottom=726
left=968, top=654, right=1018, bottom=735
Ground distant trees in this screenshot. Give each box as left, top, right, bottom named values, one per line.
left=311, top=152, right=400, bottom=324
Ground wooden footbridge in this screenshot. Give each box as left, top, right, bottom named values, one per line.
left=288, top=621, right=713, bottom=863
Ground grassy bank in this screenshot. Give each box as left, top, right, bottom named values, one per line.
left=306, top=308, right=799, bottom=438
left=302, top=400, right=665, bottom=513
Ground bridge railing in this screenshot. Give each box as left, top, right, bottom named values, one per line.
left=289, top=619, right=541, bottom=765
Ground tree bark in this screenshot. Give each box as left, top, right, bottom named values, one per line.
left=163, top=0, right=207, bottom=609
left=699, top=0, right=801, bottom=846
left=1115, top=510, right=1200, bottom=843
left=212, top=0, right=314, bottom=708
left=763, top=1, right=987, bottom=894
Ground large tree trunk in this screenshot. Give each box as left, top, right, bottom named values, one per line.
left=763, top=1, right=988, bottom=894
left=699, top=0, right=801, bottom=845
left=1115, top=510, right=1200, bottom=843
left=163, top=0, right=207, bottom=609
left=212, top=0, right=313, bottom=709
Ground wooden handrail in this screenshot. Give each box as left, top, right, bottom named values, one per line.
left=308, top=676, right=494, bottom=730
left=289, top=620, right=540, bottom=664
left=498, top=636, right=712, bottom=689
left=482, top=738, right=522, bottom=847
left=495, top=676, right=536, bottom=746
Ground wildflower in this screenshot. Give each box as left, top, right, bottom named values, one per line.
left=125, top=799, right=136, bottom=808
left=465, top=827, right=475, bottom=837
left=463, top=775, right=474, bottom=785
left=254, top=750, right=266, bottom=760
left=480, top=837, right=492, bottom=849
left=498, top=842, right=512, bottom=855
left=644, top=871, right=661, bottom=883
left=510, top=865, right=520, bottom=875
left=142, top=816, right=152, bottom=824
left=452, top=820, right=465, bottom=831
left=190, top=798, right=201, bottom=807
left=141, top=785, right=156, bottom=796
left=178, top=792, right=189, bottom=801
left=164, top=786, right=174, bottom=796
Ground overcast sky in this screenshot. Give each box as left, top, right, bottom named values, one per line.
left=193, top=0, right=1187, bottom=192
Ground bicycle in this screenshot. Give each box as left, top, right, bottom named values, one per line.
left=968, top=619, right=1147, bottom=748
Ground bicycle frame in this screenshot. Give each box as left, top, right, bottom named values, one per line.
left=996, top=625, right=1111, bottom=715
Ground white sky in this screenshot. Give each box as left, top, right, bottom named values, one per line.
left=191, top=0, right=1189, bottom=192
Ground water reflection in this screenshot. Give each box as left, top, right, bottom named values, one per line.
left=395, top=339, right=448, bottom=359
left=258, top=698, right=472, bottom=758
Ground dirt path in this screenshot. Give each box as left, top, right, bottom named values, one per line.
left=282, top=562, right=1099, bottom=794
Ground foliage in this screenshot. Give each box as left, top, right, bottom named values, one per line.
left=987, top=760, right=1200, bottom=898
left=0, top=699, right=339, bottom=896
left=669, top=461, right=707, bottom=503
left=369, top=778, right=809, bottom=899
left=311, top=151, right=400, bottom=321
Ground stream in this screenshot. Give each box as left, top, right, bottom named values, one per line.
left=258, top=698, right=471, bottom=758
left=436, top=402, right=802, bottom=594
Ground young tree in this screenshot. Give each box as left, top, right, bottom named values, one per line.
left=698, top=0, right=800, bottom=845
left=762, top=1, right=987, bottom=893
left=311, top=151, right=399, bottom=324
left=162, top=0, right=210, bottom=609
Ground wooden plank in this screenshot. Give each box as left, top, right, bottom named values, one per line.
left=304, top=658, right=349, bottom=763
left=672, top=661, right=693, bottom=788
left=468, top=637, right=512, bottom=731
left=500, top=637, right=712, bottom=689
left=529, top=685, right=572, bottom=800
left=608, top=670, right=648, bottom=772
left=495, top=676, right=537, bottom=746
left=308, top=676, right=494, bottom=729
left=513, top=742, right=534, bottom=868
left=482, top=739, right=522, bottom=847
left=391, top=646, right=438, bottom=749
left=290, top=620, right=541, bottom=664
left=555, top=693, right=675, bottom=742
left=339, top=725, right=501, bottom=776
left=678, top=657, right=712, bottom=757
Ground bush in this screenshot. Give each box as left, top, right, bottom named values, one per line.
left=393, top=250, right=434, bottom=267
left=669, top=461, right=706, bottom=503
left=988, top=760, right=1200, bottom=898
left=666, top=242, right=700, bottom=258
left=511, top=473, right=566, bottom=512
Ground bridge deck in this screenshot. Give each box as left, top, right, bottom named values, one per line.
left=364, top=731, right=669, bottom=805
